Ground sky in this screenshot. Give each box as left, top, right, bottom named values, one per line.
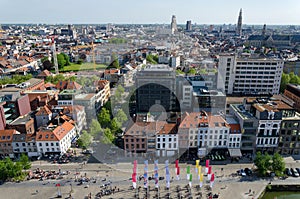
left=1, top=0, right=300, bottom=25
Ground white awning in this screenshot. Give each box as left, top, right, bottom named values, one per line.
left=228, top=148, right=242, bottom=157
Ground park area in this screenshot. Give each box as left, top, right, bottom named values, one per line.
left=60, top=63, right=107, bottom=72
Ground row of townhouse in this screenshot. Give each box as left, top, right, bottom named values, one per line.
left=229, top=96, right=300, bottom=156
left=0, top=121, right=76, bottom=158
left=124, top=95, right=300, bottom=158
left=123, top=111, right=240, bottom=158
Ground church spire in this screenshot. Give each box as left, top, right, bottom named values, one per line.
left=236, top=8, right=242, bottom=36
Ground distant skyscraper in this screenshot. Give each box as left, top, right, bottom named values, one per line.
left=236, top=8, right=242, bottom=36
left=262, top=24, right=266, bottom=36
left=186, top=20, right=192, bottom=32
left=171, top=15, right=178, bottom=34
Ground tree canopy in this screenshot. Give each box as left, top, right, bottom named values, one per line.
left=254, top=152, right=285, bottom=177
left=0, top=156, right=31, bottom=181
left=280, top=72, right=300, bottom=92
left=98, top=108, right=111, bottom=128
left=89, top=119, right=102, bottom=137
left=77, top=130, right=92, bottom=149
left=146, top=54, right=158, bottom=64
left=0, top=74, right=33, bottom=86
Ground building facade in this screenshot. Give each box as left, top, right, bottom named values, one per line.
left=217, top=53, right=283, bottom=95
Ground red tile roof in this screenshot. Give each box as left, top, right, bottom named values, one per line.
left=36, top=121, right=75, bottom=142
left=55, top=80, right=82, bottom=90
left=35, top=105, right=52, bottom=116
left=0, top=129, right=19, bottom=143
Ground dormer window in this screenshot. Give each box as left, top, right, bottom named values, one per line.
left=45, top=134, right=49, bottom=139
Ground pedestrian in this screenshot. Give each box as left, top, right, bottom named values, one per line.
left=249, top=189, right=251, bottom=193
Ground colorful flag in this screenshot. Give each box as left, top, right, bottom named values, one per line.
left=195, top=160, right=200, bottom=174
left=144, top=160, right=148, bottom=188
left=186, top=165, right=190, bottom=180
left=132, top=160, right=138, bottom=189
left=154, top=160, right=159, bottom=188
left=175, top=159, right=179, bottom=168
left=165, top=160, right=170, bottom=188
left=200, top=173, right=204, bottom=188
left=210, top=173, right=215, bottom=188
left=198, top=165, right=202, bottom=180
left=176, top=166, right=180, bottom=180
left=205, top=159, right=210, bottom=174
left=189, top=173, right=193, bottom=187
left=208, top=166, right=212, bottom=181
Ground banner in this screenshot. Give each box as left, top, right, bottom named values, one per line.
left=165, top=160, right=170, bottom=188
left=210, top=173, right=215, bottom=188
left=208, top=166, right=212, bottom=181
left=144, top=160, right=148, bottom=188
left=198, top=165, right=202, bottom=180
left=132, top=160, right=137, bottom=189
left=200, top=173, right=204, bottom=188
left=195, top=160, right=200, bottom=174
left=132, top=173, right=137, bottom=189
left=205, top=159, right=210, bottom=174
left=176, top=166, right=180, bottom=180
left=186, top=165, right=190, bottom=180
left=189, top=173, right=193, bottom=188
left=154, top=160, right=159, bottom=188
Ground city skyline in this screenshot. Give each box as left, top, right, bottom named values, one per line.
left=1, top=0, right=300, bottom=25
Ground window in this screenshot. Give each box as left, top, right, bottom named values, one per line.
left=39, top=143, right=42, bottom=146
left=56, top=143, right=59, bottom=146
left=51, top=143, right=54, bottom=146
left=157, top=144, right=160, bottom=149
left=46, top=143, right=49, bottom=146
left=16, top=143, right=19, bottom=147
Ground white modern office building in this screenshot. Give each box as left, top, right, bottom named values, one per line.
left=217, top=53, right=284, bottom=95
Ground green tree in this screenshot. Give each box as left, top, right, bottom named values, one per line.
left=188, top=68, right=197, bottom=75
left=77, top=130, right=92, bottom=149
left=111, top=118, right=121, bottom=134
left=115, top=109, right=127, bottom=125
left=19, top=153, right=31, bottom=170
left=280, top=73, right=291, bottom=92
left=101, top=128, right=114, bottom=144
left=271, top=152, right=285, bottom=177
left=57, top=54, right=66, bottom=69
left=98, top=108, right=111, bottom=128
left=89, top=119, right=102, bottom=137
left=62, top=53, right=71, bottom=66
left=254, top=152, right=272, bottom=176
left=146, top=54, right=158, bottom=64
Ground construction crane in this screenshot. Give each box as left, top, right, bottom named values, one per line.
left=51, top=37, right=59, bottom=74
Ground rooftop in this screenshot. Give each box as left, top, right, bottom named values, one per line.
left=10, top=114, right=33, bottom=125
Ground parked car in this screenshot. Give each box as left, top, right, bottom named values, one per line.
left=239, top=169, right=246, bottom=177
left=285, top=168, right=292, bottom=176
left=296, top=168, right=300, bottom=174
left=244, top=168, right=253, bottom=176
left=291, top=168, right=299, bottom=177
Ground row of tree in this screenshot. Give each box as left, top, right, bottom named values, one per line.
left=0, top=154, right=31, bottom=181
left=0, top=74, right=33, bottom=86
left=254, top=152, right=285, bottom=177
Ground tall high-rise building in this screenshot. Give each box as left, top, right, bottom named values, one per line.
left=186, top=20, right=192, bottom=32
left=236, top=8, right=242, bottom=36
left=171, top=15, right=178, bottom=34
left=217, top=53, right=283, bottom=95
left=262, top=24, right=266, bottom=36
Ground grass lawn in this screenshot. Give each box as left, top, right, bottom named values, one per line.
left=60, top=63, right=108, bottom=72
